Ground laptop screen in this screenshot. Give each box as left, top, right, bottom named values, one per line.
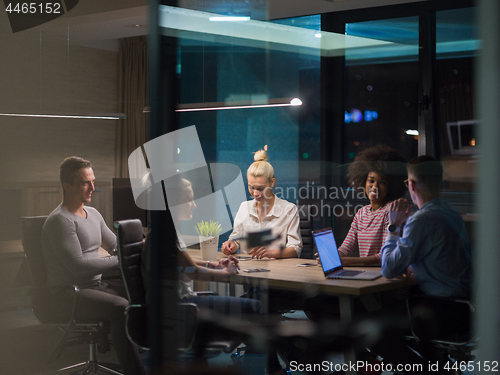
left=312, top=228, right=342, bottom=274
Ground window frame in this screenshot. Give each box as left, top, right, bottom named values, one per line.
left=319, top=0, right=475, bottom=171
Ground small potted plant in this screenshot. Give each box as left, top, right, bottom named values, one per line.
left=195, top=220, right=222, bottom=261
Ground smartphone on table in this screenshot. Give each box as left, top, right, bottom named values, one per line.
left=236, top=255, right=252, bottom=260
left=243, top=268, right=270, bottom=273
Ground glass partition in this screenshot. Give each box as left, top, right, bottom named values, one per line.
left=0, top=1, right=481, bottom=372
left=436, top=7, right=479, bottom=193
left=344, top=16, right=419, bottom=163
left=154, top=3, right=411, bottom=368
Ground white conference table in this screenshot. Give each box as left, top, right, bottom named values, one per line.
left=188, top=249, right=414, bottom=375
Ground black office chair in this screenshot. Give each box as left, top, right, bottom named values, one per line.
left=405, top=294, right=476, bottom=375
left=21, top=216, right=122, bottom=375
left=297, top=204, right=314, bottom=259
left=113, top=219, right=149, bottom=350
left=114, top=219, right=233, bottom=357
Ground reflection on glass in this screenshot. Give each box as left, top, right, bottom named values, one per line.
left=436, top=8, right=479, bottom=59
left=171, top=12, right=324, bottom=246
left=436, top=7, right=478, bottom=192
left=345, top=17, right=419, bottom=64
left=344, top=16, right=419, bottom=164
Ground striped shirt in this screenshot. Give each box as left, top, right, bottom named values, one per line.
left=338, top=202, right=391, bottom=263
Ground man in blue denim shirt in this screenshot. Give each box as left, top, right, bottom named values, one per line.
left=381, top=155, right=472, bottom=298
left=373, top=156, right=473, bottom=374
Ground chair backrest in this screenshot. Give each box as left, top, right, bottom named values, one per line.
left=21, top=216, right=48, bottom=287
left=20, top=216, right=52, bottom=321
left=297, top=205, right=314, bottom=259
left=115, top=219, right=149, bottom=349
left=115, top=219, right=230, bottom=354
left=115, top=219, right=146, bottom=305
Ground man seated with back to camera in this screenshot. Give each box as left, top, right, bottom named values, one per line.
left=140, top=177, right=300, bottom=374
left=141, top=178, right=260, bottom=316
left=42, top=156, right=145, bottom=375
left=375, top=155, right=473, bottom=373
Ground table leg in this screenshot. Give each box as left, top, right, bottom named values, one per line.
left=359, top=293, right=381, bottom=312
left=338, top=295, right=360, bottom=375
left=338, top=295, right=354, bottom=323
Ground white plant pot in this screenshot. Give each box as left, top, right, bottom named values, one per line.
left=199, top=236, right=219, bottom=261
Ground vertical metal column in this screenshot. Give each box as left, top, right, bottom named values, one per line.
left=475, top=0, right=500, bottom=367
left=321, top=13, right=345, bottom=190
left=418, top=10, right=437, bottom=157
left=148, top=0, right=180, bottom=373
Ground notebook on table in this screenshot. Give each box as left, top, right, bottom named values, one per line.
left=312, top=228, right=382, bottom=281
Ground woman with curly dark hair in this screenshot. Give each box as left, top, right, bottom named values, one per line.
left=306, top=146, right=407, bottom=325
left=319, top=145, right=407, bottom=266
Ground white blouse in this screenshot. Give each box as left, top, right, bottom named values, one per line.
left=228, top=196, right=303, bottom=257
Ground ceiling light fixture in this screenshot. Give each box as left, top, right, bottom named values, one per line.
left=175, top=98, right=302, bottom=112
left=0, top=112, right=126, bottom=120
left=143, top=98, right=302, bottom=113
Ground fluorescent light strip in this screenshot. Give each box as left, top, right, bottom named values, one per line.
left=175, top=98, right=302, bottom=112
left=209, top=16, right=250, bottom=21
left=0, top=113, right=126, bottom=120
left=144, top=99, right=302, bottom=113
left=176, top=103, right=297, bottom=112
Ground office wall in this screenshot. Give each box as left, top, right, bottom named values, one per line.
left=0, top=25, right=120, bottom=308
left=0, top=30, right=119, bottom=185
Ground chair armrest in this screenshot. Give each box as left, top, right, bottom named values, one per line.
left=194, top=291, right=218, bottom=297
left=29, top=285, right=80, bottom=327
left=406, top=295, right=474, bottom=343
left=124, top=304, right=145, bottom=315
left=124, top=304, right=149, bottom=350
left=67, top=284, right=80, bottom=327
left=28, top=284, right=80, bottom=295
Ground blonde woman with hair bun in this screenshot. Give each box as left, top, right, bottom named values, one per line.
left=221, top=148, right=302, bottom=259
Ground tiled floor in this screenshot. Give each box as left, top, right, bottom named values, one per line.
left=0, top=308, right=325, bottom=375
left=0, top=307, right=475, bottom=375
left=0, top=306, right=122, bottom=375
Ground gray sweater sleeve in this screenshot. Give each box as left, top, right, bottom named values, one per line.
left=99, top=214, right=117, bottom=255
left=42, top=206, right=118, bottom=286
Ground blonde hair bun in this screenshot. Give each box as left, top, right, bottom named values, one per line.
left=253, top=149, right=268, bottom=162
left=248, top=148, right=274, bottom=181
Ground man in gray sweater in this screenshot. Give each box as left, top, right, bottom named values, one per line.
left=42, top=156, right=144, bottom=375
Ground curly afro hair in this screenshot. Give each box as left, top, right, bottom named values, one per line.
left=347, top=145, right=407, bottom=203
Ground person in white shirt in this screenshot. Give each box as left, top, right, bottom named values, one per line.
left=221, top=148, right=302, bottom=259
left=221, top=149, right=302, bottom=374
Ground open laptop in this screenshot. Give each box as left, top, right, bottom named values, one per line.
left=313, top=228, right=382, bottom=280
